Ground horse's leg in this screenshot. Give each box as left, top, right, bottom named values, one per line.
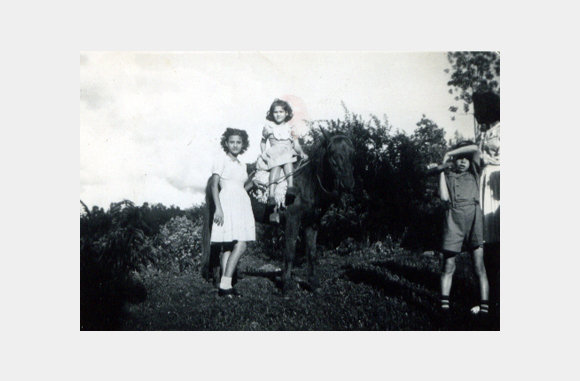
left=283, top=210, right=301, bottom=294
left=304, top=225, right=320, bottom=290
left=211, top=244, right=221, bottom=288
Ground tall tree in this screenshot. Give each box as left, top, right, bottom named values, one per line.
left=445, top=51, right=500, bottom=136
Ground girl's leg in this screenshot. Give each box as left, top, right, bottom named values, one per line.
left=440, top=256, right=456, bottom=310
left=219, top=249, right=232, bottom=290
left=283, top=162, right=297, bottom=205
left=472, top=246, right=489, bottom=313
left=283, top=162, right=294, bottom=188
left=268, top=166, right=282, bottom=203
left=224, top=241, right=247, bottom=278
left=220, top=250, right=231, bottom=278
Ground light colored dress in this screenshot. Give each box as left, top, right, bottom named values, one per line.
left=257, top=121, right=298, bottom=170
left=210, top=153, right=256, bottom=243
left=478, top=122, right=500, bottom=244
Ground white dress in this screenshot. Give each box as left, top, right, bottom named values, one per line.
left=479, top=123, right=500, bottom=244
left=210, top=153, right=256, bottom=242
left=257, top=121, right=298, bottom=170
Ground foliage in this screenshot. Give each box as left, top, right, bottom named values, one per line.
left=152, top=215, right=203, bottom=272
left=80, top=200, right=152, bottom=330
left=80, top=200, right=205, bottom=329
left=445, top=51, right=500, bottom=118
left=302, top=110, right=448, bottom=250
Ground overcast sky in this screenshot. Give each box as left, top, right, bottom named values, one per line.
left=80, top=51, right=475, bottom=209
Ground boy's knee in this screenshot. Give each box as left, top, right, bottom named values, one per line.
left=443, top=259, right=456, bottom=275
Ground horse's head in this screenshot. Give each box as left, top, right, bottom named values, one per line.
left=324, top=134, right=355, bottom=192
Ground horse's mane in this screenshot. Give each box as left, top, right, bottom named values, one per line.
left=296, top=135, right=336, bottom=205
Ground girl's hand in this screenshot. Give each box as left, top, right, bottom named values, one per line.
left=301, top=153, right=309, bottom=161
left=214, top=208, right=224, bottom=226
left=442, top=153, right=450, bottom=163
left=253, top=179, right=267, bottom=190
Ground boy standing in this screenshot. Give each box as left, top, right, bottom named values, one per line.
left=438, top=143, right=489, bottom=316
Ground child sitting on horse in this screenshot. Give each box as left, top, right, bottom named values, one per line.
left=257, top=99, right=308, bottom=208
left=438, top=141, right=490, bottom=317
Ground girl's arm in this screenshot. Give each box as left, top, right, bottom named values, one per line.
left=482, top=151, right=500, bottom=166
left=260, top=125, right=270, bottom=153
left=244, top=176, right=259, bottom=192
left=211, top=174, right=224, bottom=226
left=439, top=171, right=450, bottom=202
left=293, top=139, right=308, bottom=159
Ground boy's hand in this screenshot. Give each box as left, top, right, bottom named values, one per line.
left=443, top=153, right=451, bottom=163
left=301, top=153, right=309, bottom=161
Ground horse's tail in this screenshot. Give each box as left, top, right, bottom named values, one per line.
left=200, top=177, right=215, bottom=281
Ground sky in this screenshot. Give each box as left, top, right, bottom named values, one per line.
left=80, top=51, right=475, bottom=209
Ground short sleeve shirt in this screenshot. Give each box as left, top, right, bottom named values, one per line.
left=453, top=171, right=479, bottom=203
left=262, top=121, right=294, bottom=142
left=211, top=153, right=248, bottom=184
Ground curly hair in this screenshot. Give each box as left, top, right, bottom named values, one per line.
left=265, top=99, right=293, bottom=123
left=220, top=128, right=250, bottom=155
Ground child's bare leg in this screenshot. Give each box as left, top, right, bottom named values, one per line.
left=219, top=248, right=232, bottom=291
left=283, top=162, right=294, bottom=188
left=472, top=246, right=489, bottom=313
left=283, top=162, right=298, bottom=205
left=268, top=166, right=282, bottom=203
left=440, top=255, right=456, bottom=310
left=220, top=250, right=231, bottom=278
left=224, top=241, right=247, bottom=278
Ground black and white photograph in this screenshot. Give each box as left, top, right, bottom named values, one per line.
left=80, top=51, right=500, bottom=331
left=7, top=0, right=580, bottom=379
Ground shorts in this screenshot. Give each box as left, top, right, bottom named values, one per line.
left=442, top=202, right=484, bottom=256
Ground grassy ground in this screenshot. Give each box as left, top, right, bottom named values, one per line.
left=120, top=242, right=499, bottom=331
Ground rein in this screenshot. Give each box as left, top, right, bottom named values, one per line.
left=316, top=172, right=336, bottom=195
left=257, top=158, right=312, bottom=187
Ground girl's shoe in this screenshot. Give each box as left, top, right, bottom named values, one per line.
left=218, top=288, right=234, bottom=297
left=285, top=186, right=298, bottom=205
left=269, top=211, right=280, bottom=224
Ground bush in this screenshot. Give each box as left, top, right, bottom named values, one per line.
left=152, top=215, right=203, bottom=272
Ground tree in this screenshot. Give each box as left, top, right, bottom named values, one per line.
left=413, top=115, right=448, bottom=165
left=445, top=51, right=500, bottom=136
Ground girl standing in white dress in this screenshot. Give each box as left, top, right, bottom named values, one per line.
left=211, top=128, right=256, bottom=297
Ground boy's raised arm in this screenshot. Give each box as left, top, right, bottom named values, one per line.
left=445, top=144, right=479, bottom=158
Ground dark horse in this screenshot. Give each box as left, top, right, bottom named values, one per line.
left=201, top=133, right=355, bottom=293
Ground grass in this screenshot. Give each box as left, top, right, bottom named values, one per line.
left=119, top=242, right=499, bottom=331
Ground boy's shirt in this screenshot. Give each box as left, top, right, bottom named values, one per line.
left=444, top=153, right=481, bottom=209
left=450, top=171, right=479, bottom=204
